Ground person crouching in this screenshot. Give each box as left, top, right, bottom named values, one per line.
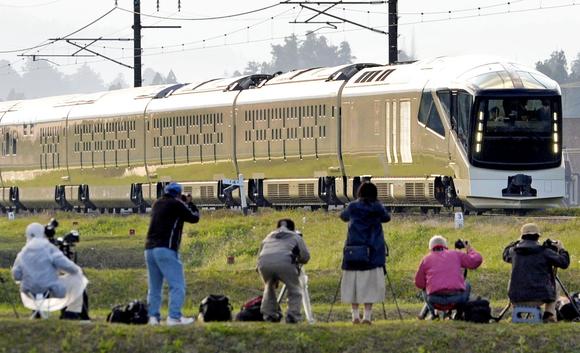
left=503, top=223, right=570, bottom=322
left=12, top=223, right=88, bottom=319
left=257, top=219, right=310, bottom=323
left=415, top=235, right=483, bottom=318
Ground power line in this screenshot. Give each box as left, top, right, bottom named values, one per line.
left=2, top=1, right=580, bottom=77
left=338, top=0, right=529, bottom=16
left=0, top=0, right=64, bottom=8
left=0, top=7, right=117, bottom=54
left=115, top=1, right=286, bottom=21
left=65, top=8, right=296, bottom=53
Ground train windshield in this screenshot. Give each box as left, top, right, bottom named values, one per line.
left=471, top=96, right=561, bottom=170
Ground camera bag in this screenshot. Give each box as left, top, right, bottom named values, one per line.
left=106, top=300, right=148, bottom=325
left=235, top=295, right=264, bottom=322
left=199, top=294, right=233, bottom=322
left=462, top=298, right=491, bottom=323
left=557, top=292, right=580, bottom=321
left=343, top=245, right=370, bottom=267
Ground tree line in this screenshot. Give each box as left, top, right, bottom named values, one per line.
left=0, top=59, right=178, bottom=101
left=535, top=50, right=580, bottom=83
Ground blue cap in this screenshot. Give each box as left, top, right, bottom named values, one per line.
left=164, top=182, right=182, bottom=197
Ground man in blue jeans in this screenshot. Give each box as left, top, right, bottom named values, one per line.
left=145, top=182, right=200, bottom=326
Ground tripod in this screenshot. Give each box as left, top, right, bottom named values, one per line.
left=493, top=274, right=580, bottom=322
left=0, top=275, right=20, bottom=318
left=326, top=266, right=403, bottom=322
left=277, top=266, right=315, bottom=324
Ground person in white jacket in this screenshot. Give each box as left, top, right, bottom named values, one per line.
left=12, top=223, right=88, bottom=319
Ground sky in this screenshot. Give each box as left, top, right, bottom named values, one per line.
left=1, top=0, right=580, bottom=85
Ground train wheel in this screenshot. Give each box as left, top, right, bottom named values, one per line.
left=420, top=207, right=429, bottom=215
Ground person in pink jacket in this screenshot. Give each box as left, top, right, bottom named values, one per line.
left=415, top=235, right=483, bottom=318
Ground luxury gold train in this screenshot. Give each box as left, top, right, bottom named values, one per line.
left=0, top=55, right=564, bottom=212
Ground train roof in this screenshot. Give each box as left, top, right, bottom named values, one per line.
left=0, top=56, right=560, bottom=125
left=343, top=55, right=559, bottom=97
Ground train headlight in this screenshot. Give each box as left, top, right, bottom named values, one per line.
left=553, top=133, right=558, bottom=143
left=476, top=143, right=481, bottom=153
left=553, top=144, right=559, bottom=154
left=476, top=132, right=482, bottom=142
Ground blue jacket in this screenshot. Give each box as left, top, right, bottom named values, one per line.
left=340, top=200, right=390, bottom=271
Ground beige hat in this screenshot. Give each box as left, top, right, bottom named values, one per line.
left=429, top=235, right=448, bottom=250
left=520, top=223, right=541, bottom=237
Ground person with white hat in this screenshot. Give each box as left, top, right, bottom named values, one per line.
left=12, top=222, right=88, bottom=319
left=415, top=235, right=483, bottom=318
left=503, top=223, right=570, bottom=322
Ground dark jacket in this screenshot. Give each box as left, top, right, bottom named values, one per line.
left=340, top=200, right=390, bottom=271
left=145, top=194, right=200, bottom=251
left=503, top=239, right=570, bottom=303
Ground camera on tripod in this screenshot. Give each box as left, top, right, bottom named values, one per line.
left=454, top=239, right=469, bottom=249
left=44, top=218, right=80, bottom=262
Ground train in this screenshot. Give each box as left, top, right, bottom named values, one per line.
left=0, top=55, right=565, bottom=213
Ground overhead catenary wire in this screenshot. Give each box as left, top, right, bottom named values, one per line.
left=115, top=1, right=287, bottom=21
left=1, top=1, right=579, bottom=77
left=0, top=0, right=64, bottom=8
left=0, top=7, right=118, bottom=54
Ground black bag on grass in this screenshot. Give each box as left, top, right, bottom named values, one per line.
left=463, top=298, right=491, bottom=323
left=235, top=296, right=264, bottom=322
left=199, top=295, right=233, bottom=322
left=107, top=300, right=148, bottom=324
left=557, top=292, right=580, bottom=321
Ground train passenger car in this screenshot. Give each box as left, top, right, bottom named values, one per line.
left=0, top=56, right=564, bottom=212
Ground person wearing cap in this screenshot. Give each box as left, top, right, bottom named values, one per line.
left=415, top=235, right=483, bottom=318
left=503, top=223, right=570, bottom=322
left=257, top=218, right=310, bottom=323
left=12, top=223, right=88, bottom=319
left=145, top=182, right=200, bottom=326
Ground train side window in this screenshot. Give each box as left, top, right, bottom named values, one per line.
left=456, top=92, right=472, bottom=146
left=418, top=92, right=431, bottom=125
left=419, top=92, right=445, bottom=136
left=437, top=91, right=451, bottom=118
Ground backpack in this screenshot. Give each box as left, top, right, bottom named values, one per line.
left=107, top=300, right=148, bottom=325
left=557, top=293, right=580, bottom=321
left=235, top=296, right=264, bottom=322
left=199, top=295, right=233, bottom=322
left=462, top=298, right=491, bottom=323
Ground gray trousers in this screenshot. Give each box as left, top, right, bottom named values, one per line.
left=258, top=262, right=302, bottom=321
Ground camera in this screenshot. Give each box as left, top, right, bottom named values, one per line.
left=455, top=239, right=469, bottom=249
left=44, top=218, right=59, bottom=239
left=44, top=218, right=80, bottom=262
left=543, top=239, right=559, bottom=252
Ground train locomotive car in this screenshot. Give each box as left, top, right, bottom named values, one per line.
left=0, top=56, right=564, bottom=212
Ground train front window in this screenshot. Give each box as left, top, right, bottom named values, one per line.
left=471, top=96, right=561, bottom=169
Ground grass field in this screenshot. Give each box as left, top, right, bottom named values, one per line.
left=0, top=209, right=578, bottom=352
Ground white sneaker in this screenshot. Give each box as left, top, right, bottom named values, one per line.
left=166, top=316, right=195, bottom=326
left=148, top=316, right=160, bottom=326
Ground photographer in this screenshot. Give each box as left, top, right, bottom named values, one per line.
left=145, top=182, right=200, bottom=326
left=415, top=235, right=483, bottom=317
left=257, top=219, right=310, bottom=324
left=11, top=223, right=87, bottom=319
left=503, top=223, right=570, bottom=322
left=340, top=182, right=390, bottom=325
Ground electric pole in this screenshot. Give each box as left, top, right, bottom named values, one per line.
left=388, top=0, right=398, bottom=64
left=133, top=0, right=142, bottom=87
left=132, top=0, right=181, bottom=87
